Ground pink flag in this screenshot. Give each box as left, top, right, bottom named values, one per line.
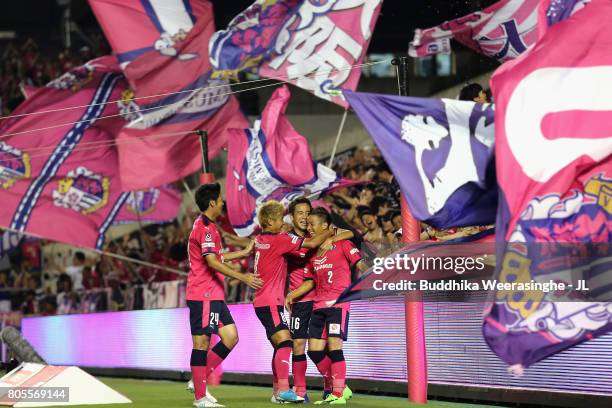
left=409, top=0, right=540, bottom=62
left=114, top=185, right=182, bottom=225
left=90, top=0, right=249, bottom=190
left=210, top=0, right=382, bottom=107
left=484, top=0, right=612, bottom=367
left=226, top=85, right=358, bottom=236
left=0, top=56, right=131, bottom=249
left=88, top=0, right=210, bottom=68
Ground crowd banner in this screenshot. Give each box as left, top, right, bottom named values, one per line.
left=226, top=85, right=359, bottom=236
left=0, top=57, right=130, bottom=250
left=345, top=91, right=497, bottom=229
left=210, top=0, right=383, bottom=107
left=484, top=0, right=612, bottom=370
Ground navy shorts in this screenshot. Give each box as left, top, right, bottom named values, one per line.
left=255, top=305, right=289, bottom=339
left=187, top=300, right=234, bottom=336
left=308, top=307, right=349, bottom=341
left=289, top=300, right=314, bottom=339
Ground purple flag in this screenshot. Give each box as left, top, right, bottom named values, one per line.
left=345, top=91, right=496, bottom=229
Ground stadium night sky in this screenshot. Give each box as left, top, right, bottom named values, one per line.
left=0, top=0, right=498, bottom=54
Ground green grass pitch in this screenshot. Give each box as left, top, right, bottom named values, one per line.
left=66, top=377, right=504, bottom=408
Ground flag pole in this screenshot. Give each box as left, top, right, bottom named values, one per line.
left=197, top=130, right=215, bottom=184
left=327, top=108, right=349, bottom=168
left=392, top=56, right=428, bottom=404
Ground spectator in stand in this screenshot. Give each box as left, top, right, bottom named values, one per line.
left=56, top=273, right=79, bottom=315
left=65, top=251, right=86, bottom=291
left=359, top=209, right=385, bottom=248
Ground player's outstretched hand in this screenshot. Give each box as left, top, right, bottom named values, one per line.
left=319, top=238, right=334, bottom=254
left=243, top=273, right=264, bottom=290
left=285, top=293, right=295, bottom=312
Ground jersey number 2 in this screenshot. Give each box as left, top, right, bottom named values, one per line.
left=327, top=270, right=333, bottom=283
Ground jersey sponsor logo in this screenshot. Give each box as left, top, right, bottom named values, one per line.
left=202, top=242, right=215, bottom=248
left=314, top=263, right=333, bottom=271
left=349, top=248, right=359, bottom=255
left=53, top=166, right=110, bottom=214
left=255, top=242, right=271, bottom=249
left=314, top=256, right=328, bottom=264
left=0, top=142, right=31, bottom=190
left=329, top=323, right=341, bottom=334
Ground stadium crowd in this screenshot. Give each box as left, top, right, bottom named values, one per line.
left=0, top=145, right=489, bottom=318
left=0, top=39, right=490, bottom=317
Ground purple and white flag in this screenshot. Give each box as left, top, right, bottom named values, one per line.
left=345, top=91, right=497, bottom=229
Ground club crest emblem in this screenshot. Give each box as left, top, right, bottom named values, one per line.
left=48, top=63, right=95, bottom=92
left=0, top=142, right=31, bottom=189
left=53, top=167, right=110, bottom=214
left=117, top=89, right=143, bottom=123
left=126, top=188, right=160, bottom=215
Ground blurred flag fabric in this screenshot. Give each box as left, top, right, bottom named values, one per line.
left=483, top=0, right=612, bottom=369
left=0, top=56, right=130, bottom=250
left=0, top=230, right=22, bottom=259
left=538, top=0, right=590, bottom=39
left=409, top=0, right=540, bottom=62
left=114, top=186, right=182, bottom=225
left=226, top=85, right=358, bottom=236
left=209, top=0, right=383, bottom=107
left=90, top=0, right=248, bottom=190
left=88, top=0, right=211, bottom=69
left=345, top=91, right=497, bottom=229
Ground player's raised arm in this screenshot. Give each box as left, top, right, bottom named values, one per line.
left=205, top=254, right=263, bottom=289
left=320, top=227, right=354, bottom=251
left=221, top=239, right=254, bottom=261
left=301, top=227, right=334, bottom=248
left=285, top=280, right=315, bottom=312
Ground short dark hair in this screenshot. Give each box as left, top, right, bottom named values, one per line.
left=288, top=197, right=312, bottom=216
left=370, top=196, right=389, bottom=214
left=359, top=208, right=375, bottom=221
left=459, top=83, right=483, bottom=101
left=74, top=251, right=85, bottom=263
left=195, top=183, right=221, bottom=212
left=309, top=207, right=331, bottom=226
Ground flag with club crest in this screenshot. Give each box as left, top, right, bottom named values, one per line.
left=90, top=0, right=249, bottom=190
left=114, top=185, right=182, bottom=225
left=345, top=91, right=497, bottom=229
left=0, top=56, right=130, bottom=249
left=226, top=85, right=359, bottom=236
left=209, top=0, right=383, bottom=107
left=484, top=0, right=612, bottom=369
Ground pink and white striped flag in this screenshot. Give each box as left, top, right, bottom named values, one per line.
left=409, top=0, right=540, bottom=62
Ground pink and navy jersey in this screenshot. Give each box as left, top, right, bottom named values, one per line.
left=287, top=230, right=316, bottom=302
left=305, top=240, right=361, bottom=310
left=186, top=215, right=225, bottom=301
left=253, top=232, right=304, bottom=307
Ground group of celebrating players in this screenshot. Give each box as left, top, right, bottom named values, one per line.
left=185, top=183, right=367, bottom=407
